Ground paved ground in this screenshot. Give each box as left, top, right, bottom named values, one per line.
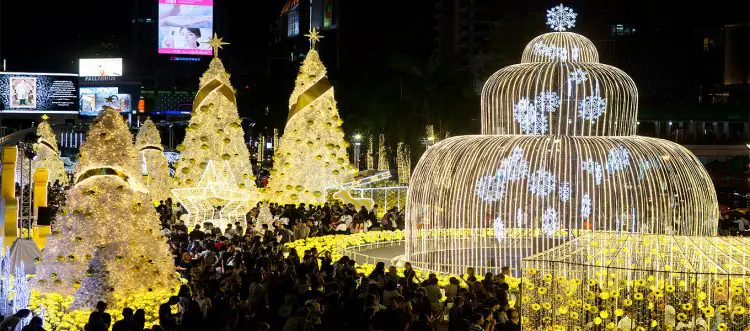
left=349, top=243, right=405, bottom=265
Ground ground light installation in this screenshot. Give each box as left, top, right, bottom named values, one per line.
left=404, top=5, right=737, bottom=329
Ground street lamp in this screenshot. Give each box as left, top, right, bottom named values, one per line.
left=353, top=134, right=362, bottom=170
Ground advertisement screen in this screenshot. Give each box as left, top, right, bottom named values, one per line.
left=158, top=0, right=213, bottom=56
left=80, top=87, right=117, bottom=115
left=79, top=89, right=131, bottom=116
left=79, top=58, right=123, bottom=77
left=0, top=72, right=78, bottom=113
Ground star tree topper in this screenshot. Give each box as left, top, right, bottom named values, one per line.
left=202, top=33, right=230, bottom=58
left=546, top=4, right=577, bottom=32
left=304, top=28, right=324, bottom=49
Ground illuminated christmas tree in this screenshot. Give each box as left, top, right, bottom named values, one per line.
left=32, top=115, right=68, bottom=185
left=267, top=29, right=354, bottom=204
left=34, top=108, right=177, bottom=305
left=397, top=142, right=411, bottom=184
left=366, top=136, right=374, bottom=169
left=173, top=35, right=255, bottom=190
left=377, top=134, right=388, bottom=171
left=135, top=119, right=171, bottom=203
left=254, top=202, right=273, bottom=233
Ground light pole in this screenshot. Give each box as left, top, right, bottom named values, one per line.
left=353, top=134, right=362, bottom=170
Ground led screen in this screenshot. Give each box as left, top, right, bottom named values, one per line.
left=158, top=0, right=213, bottom=56
left=0, top=72, right=78, bottom=113
left=79, top=58, right=123, bottom=77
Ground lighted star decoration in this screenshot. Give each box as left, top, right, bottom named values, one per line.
left=105, top=95, right=115, bottom=104
left=202, top=33, right=230, bottom=58
left=546, top=4, right=577, bottom=31
left=305, top=27, right=324, bottom=49
left=41, top=114, right=49, bottom=121
left=171, top=160, right=254, bottom=229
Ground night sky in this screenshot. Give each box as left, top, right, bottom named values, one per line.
left=0, top=1, right=747, bottom=73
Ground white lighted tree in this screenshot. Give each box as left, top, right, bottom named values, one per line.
left=266, top=29, right=354, bottom=204
left=34, top=108, right=178, bottom=306
left=135, top=118, right=171, bottom=202
left=173, top=35, right=255, bottom=191
left=32, top=115, right=68, bottom=185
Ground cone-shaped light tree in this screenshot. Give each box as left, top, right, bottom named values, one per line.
left=254, top=202, right=274, bottom=233
left=34, top=108, right=177, bottom=306
left=173, top=34, right=255, bottom=190
left=32, top=115, right=68, bottom=185
left=267, top=29, right=354, bottom=204
left=136, top=119, right=171, bottom=203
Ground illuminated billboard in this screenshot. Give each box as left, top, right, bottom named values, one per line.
left=158, top=0, right=213, bottom=56
left=0, top=72, right=78, bottom=113
left=79, top=58, right=123, bottom=77
left=79, top=88, right=131, bottom=116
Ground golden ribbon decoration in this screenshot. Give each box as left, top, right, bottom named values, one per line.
left=39, top=139, right=57, bottom=153
left=193, top=78, right=237, bottom=111
left=288, top=77, right=332, bottom=121
left=75, top=167, right=131, bottom=185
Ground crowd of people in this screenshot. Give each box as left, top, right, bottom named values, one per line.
left=66, top=200, right=518, bottom=331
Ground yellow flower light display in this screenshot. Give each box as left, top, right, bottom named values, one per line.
left=404, top=5, right=718, bottom=275
left=172, top=35, right=255, bottom=191
left=521, top=233, right=750, bottom=330
left=135, top=118, right=171, bottom=202
left=34, top=108, right=178, bottom=309
left=32, top=115, right=68, bottom=185
left=266, top=30, right=353, bottom=205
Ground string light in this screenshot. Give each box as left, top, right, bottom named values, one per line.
left=32, top=116, right=68, bottom=185
left=257, top=135, right=265, bottom=166
left=396, top=142, right=411, bottom=184
left=34, top=108, right=178, bottom=305
left=377, top=134, right=388, bottom=171
left=546, top=4, right=577, bottom=32
left=173, top=48, right=256, bottom=191
left=404, top=6, right=718, bottom=277
left=135, top=119, right=170, bottom=202
left=172, top=161, right=260, bottom=230
left=266, top=47, right=354, bottom=204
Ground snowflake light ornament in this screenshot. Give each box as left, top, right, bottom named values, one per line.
left=513, top=97, right=548, bottom=134
left=606, top=145, right=631, bottom=173
left=528, top=168, right=556, bottom=197
left=497, top=147, right=530, bottom=181
left=493, top=216, right=506, bottom=242
left=541, top=208, right=559, bottom=236
left=581, top=193, right=592, bottom=218
left=568, top=69, right=588, bottom=85
left=546, top=4, right=577, bottom=32
left=581, top=159, right=603, bottom=185
left=536, top=91, right=561, bottom=113
left=558, top=182, right=571, bottom=201
left=474, top=175, right=505, bottom=202
left=578, top=95, right=607, bottom=120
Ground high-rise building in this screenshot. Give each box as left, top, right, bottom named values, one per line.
left=434, top=0, right=500, bottom=66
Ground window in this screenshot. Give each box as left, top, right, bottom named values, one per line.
left=703, top=37, right=714, bottom=52
left=610, top=24, right=635, bottom=36
left=323, top=0, right=335, bottom=28
left=288, top=5, right=300, bottom=37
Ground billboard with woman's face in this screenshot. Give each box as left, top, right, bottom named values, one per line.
left=158, top=0, right=213, bottom=56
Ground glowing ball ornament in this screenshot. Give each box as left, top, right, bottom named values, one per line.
left=404, top=5, right=718, bottom=276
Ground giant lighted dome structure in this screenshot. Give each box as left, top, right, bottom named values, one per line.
left=404, top=5, right=718, bottom=275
